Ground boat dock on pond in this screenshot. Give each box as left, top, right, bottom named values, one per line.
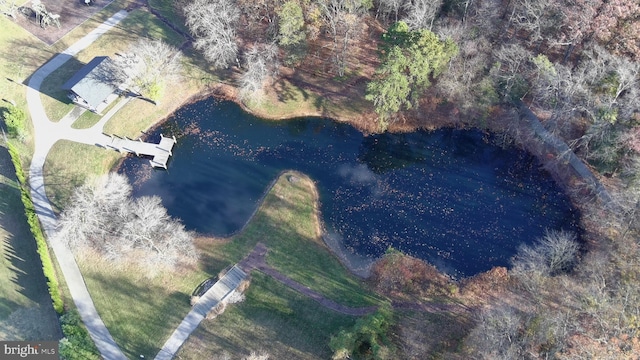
left=104, top=133, right=176, bottom=169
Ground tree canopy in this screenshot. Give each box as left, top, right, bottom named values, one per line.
left=278, top=0, right=305, bottom=47
left=185, top=0, right=240, bottom=69
left=366, top=21, right=458, bottom=129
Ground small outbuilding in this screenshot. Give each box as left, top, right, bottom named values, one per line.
left=61, top=56, right=119, bottom=114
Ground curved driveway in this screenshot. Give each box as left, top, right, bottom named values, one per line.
left=26, top=10, right=129, bottom=360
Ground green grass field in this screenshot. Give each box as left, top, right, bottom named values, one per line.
left=148, top=0, right=190, bottom=35
left=77, top=252, right=209, bottom=358
left=44, top=140, right=122, bottom=213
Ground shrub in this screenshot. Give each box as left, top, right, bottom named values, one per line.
left=371, top=248, right=455, bottom=297
left=146, top=80, right=163, bottom=102
left=59, top=310, right=100, bottom=360
left=329, top=304, right=395, bottom=360
left=1, top=105, right=26, bottom=139
left=511, top=229, right=580, bottom=294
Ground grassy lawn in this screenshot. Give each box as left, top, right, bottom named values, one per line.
left=0, top=18, right=40, bottom=158
left=44, top=140, right=123, bottom=213
left=177, top=273, right=359, bottom=359
left=244, top=79, right=325, bottom=119
left=0, top=144, right=60, bottom=341
left=39, top=59, right=83, bottom=122
left=240, top=73, right=371, bottom=126
left=77, top=253, right=209, bottom=359
left=71, top=108, right=100, bottom=129
left=148, top=0, right=190, bottom=35
left=201, top=171, right=381, bottom=308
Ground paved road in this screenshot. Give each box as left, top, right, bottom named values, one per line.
left=26, top=10, right=129, bottom=360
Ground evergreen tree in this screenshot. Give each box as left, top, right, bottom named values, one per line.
left=366, top=21, right=458, bottom=130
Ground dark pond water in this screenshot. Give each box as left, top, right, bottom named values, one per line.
left=118, top=98, right=579, bottom=277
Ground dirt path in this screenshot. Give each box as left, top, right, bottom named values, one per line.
left=518, top=102, right=617, bottom=209
left=239, top=243, right=468, bottom=316
left=239, top=243, right=377, bottom=316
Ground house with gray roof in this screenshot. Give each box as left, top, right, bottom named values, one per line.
left=61, top=56, right=119, bottom=114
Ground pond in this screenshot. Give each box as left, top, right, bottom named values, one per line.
left=118, top=98, right=579, bottom=278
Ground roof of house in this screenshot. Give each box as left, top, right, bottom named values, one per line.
left=61, top=56, right=118, bottom=110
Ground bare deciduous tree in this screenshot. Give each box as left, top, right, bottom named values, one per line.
left=492, top=43, right=532, bottom=101
left=508, top=0, right=559, bottom=46
left=512, top=229, right=580, bottom=278
left=0, top=0, right=17, bottom=17
left=376, top=0, right=404, bottom=23
left=185, top=0, right=240, bottom=68
left=243, top=352, right=269, bottom=360
left=401, top=0, right=442, bottom=31
left=319, top=0, right=369, bottom=77
left=55, top=173, right=197, bottom=273
left=237, top=0, right=280, bottom=30
left=239, top=43, right=279, bottom=104
left=113, top=39, right=183, bottom=102
left=591, top=0, right=640, bottom=59
left=435, top=21, right=494, bottom=112
left=466, top=305, right=524, bottom=359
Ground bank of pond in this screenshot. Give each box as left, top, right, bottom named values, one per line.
left=118, top=97, right=579, bottom=278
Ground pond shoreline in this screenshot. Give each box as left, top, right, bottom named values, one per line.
left=114, top=88, right=586, bottom=282
left=112, top=86, right=375, bottom=277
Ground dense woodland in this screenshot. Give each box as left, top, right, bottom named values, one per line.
left=174, top=0, right=640, bottom=358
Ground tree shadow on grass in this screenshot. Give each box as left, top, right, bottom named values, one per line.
left=195, top=241, right=234, bottom=279
left=13, top=42, right=83, bottom=116
left=36, top=56, right=84, bottom=104
left=6, top=38, right=60, bottom=79
left=273, top=77, right=309, bottom=105
left=40, top=163, right=85, bottom=214
left=392, top=309, right=472, bottom=358
left=82, top=269, right=192, bottom=359
left=179, top=273, right=357, bottom=359
left=0, top=146, right=61, bottom=340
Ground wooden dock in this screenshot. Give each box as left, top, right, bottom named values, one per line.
left=105, top=133, right=176, bottom=169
